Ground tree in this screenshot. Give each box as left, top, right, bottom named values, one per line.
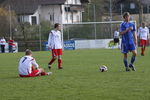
left=0, top=7, right=17, bottom=38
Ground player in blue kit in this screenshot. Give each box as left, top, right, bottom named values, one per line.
left=120, top=12, right=137, bottom=72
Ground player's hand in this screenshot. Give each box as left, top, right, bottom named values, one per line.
left=126, top=27, right=133, bottom=32
left=48, top=47, right=51, bottom=50
left=134, top=40, right=138, bottom=46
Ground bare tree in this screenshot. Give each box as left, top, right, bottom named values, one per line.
left=0, top=7, right=17, bottom=38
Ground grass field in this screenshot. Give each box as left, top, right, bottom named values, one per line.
left=0, top=48, right=150, bottom=100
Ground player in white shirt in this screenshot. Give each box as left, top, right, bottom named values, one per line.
left=19, top=49, right=52, bottom=77
left=138, top=22, right=150, bottom=56
left=0, top=37, right=6, bottom=53
left=48, top=23, right=63, bottom=69
left=113, top=30, right=120, bottom=49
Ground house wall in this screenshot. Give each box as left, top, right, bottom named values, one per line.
left=18, top=0, right=84, bottom=25
left=39, top=5, right=62, bottom=24
left=62, top=0, right=83, bottom=24
left=39, top=0, right=83, bottom=24
left=61, top=5, right=82, bottom=24
left=65, top=0, right=81, bottom=5
left=29, top=11, right=40, bottom=25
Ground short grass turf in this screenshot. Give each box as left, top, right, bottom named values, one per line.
left=0, top=48, right=150, bottom=100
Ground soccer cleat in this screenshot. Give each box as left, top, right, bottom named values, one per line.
left=48, top=64, right=52, bottom=69
left=129, top=64, right=136, bottom=71
left=47, top=72, right=52, bottom=75
left=125, top=67, right=130, bottom=72
left=141, top=53, right=144, bottom=56
left=58, top=67, right=63, bottom=70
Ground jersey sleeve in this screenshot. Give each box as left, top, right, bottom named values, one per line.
left=120, top=23, right=125, bottom=32
left=48, top=32, right=52, bottom=48
left=31, top=59, right=39, bottom=68
left=132, top=23, right=136, bottom=32
left=147, top=27, right=149, bottom=34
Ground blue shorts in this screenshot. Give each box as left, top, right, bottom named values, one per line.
left=121, top=43, right=136, bottom=54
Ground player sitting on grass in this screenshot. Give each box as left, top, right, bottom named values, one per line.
left=18, top=49, right=52, bottom=77
left=120, top=12, right=137, bottom=72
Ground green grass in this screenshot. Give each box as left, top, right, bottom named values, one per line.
left=0, top=48, right=150, bottom=100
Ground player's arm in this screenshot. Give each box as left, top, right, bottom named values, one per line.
left=31, top=59, right=39, bottom=69
left=147, top=28, right=150, bottom=40
left=133, top=31, right=138, bottom=45
left=48, top=32, right=52, bottom=49
left=120, top=27, right=133, bottom=35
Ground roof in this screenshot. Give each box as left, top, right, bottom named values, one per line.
left=1, top=0, right=89, bottom=15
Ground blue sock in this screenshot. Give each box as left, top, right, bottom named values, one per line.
left=123, top=58, right=128, bottom=68
left=131, top=56, right=136, bottom=65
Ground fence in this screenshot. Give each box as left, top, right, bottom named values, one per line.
left=62, top=21, right=137, bottom=40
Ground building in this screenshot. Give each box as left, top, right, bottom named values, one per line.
left=115, top=0, right=150, bottom=14
left=1, top=0, right=89, bottom=25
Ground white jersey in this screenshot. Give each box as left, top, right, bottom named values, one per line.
left=48, top=30, right=62, bottom=49
left=0, top=38, right=6, bottom=45
left=114, top=31, right=120, bottom=38
left=18, top=56, right=39, bottom=75
left=138, top=27, right=149, bottom=40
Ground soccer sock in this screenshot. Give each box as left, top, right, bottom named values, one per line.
left=130, top=55, right=136, bottom=65
left=49, top=58, right=56, bottom=65
left=41, top=72, right=47, bottom=76
left=141, top=48, right=144, bottom=54
left=58, top=59, right=62, bottom=68
left=123, top=58, right=128, bottom=68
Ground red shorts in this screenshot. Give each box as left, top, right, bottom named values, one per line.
left=52, top=49, right=62, bottom=57
left=19, top=66, right=41, bottom=77
left=140, top=39, right=147, bottom=46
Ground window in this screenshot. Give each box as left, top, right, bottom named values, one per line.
left=17, top=16, right=21, bottom=23
left=130, top=3, right=135, bottom=9
left=31, top=16, right=37, bottom=25
left=75, top=0, right=78, bottom=4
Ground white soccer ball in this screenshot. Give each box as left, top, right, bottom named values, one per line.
left=99, top=65, right=108, bottom=72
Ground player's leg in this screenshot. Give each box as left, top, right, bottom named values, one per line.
left=58, top=49, right=63, bottom=69
left=123, top=53, right=130, bottom=71
left=129, top=50, right=137, bottom=71
left=31, top=68, right=52, bottom=76
left=39, top=68, right=52, bottom=76
left=118, top=39, right=121, bottom=49
left=48, top=49, right=58, bottom=69
left=1, top=45, right=5, bottom=53
left=143, top=40, right=147, bottom=55
left=58, top=55, right=62, bottom=69
left=113, top=39, right=116, bottom=49
left=121, top=43, right=130, bottom=71
left=140, top=39, right=145, bottom=56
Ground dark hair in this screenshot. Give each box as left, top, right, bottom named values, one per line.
left=123, top=12, right=130, bottom=19
left=54, top=23, right=60, bottom=28
left=25, top=49, right=32, bottom=55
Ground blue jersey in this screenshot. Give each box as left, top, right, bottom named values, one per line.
left=120, top=21, right=136, bottom=53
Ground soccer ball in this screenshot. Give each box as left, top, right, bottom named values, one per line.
left=99, top=65, right=108, bottom=72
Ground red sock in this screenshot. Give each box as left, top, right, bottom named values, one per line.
left=41, top=72, right=47, bottom=76
left=49, top=58, right=56, bottom=65
left=58, top=59, right=62, bottom=68
left=141, top=48, right=144, bottom=54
